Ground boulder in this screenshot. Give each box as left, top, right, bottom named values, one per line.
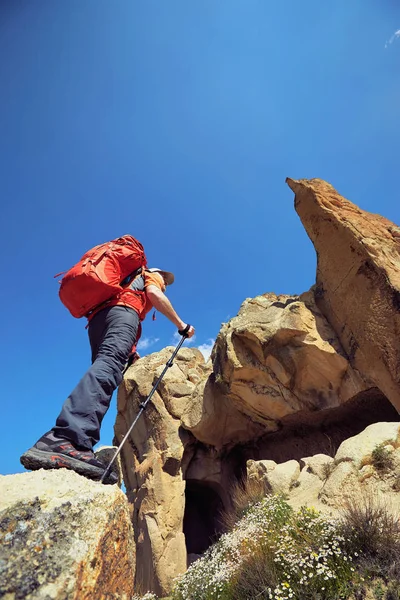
left=266, top=460, right=300, bottom=494
left=286, top=469, right=326, bottom=514
left=287, top=177, right=400, bottom=413
left=318, top=460, right=359, bottom=506
left=334, top=421, right=400, bottom=468
left=0, top=469, right=135, bottom=600
left=300, top=454, right=334, bottom=481
left=247, top=459, right=277, bottom=478
left=209, top=290, right=367, bottom=443
left=317, top=423, right=400, bottom=508
left=247, top=458, right=300, bottom=494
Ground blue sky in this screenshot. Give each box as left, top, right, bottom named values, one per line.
left=1, top=1, right=399, bottom=475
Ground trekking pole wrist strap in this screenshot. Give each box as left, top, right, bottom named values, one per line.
left=178, top=324, right=191, bottom=337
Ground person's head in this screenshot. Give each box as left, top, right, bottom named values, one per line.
left=147, top=268, right=175, bottom=289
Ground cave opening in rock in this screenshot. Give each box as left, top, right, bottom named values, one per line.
left=183, top=480, right=225, bottom=557
left=244, top=387, right=399, bottom=463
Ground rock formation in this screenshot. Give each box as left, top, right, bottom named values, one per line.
left=287, top=177, right=400, bottom=412
left=115, top=347, right=208, bottom=597
left=0, top=469, right=136, bottom=600
left=249, top=421, right=400, bottom=514
left=3, top=178, right=400, bottom=598
left=114, top=178, right=399, bottom=595
left=209, top=289, right=367, bottom=433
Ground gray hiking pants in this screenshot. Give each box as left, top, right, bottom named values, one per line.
left=53, top=305, right=139, bottom=450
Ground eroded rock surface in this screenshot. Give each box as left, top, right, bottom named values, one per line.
left=208, top=289, right=367, bottom=440
left=248, top=422, right=400, bottom=515
left=0, top=469, right=135, bottom=600
left=287, top=177, right=400, bottom=412
left=115, top=178, right=400, bottom=594
left=115, top=347, right=207, bottom=597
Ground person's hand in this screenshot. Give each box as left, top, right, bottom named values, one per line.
left=186, top=325, right=195, bottom=338
left=178, top=324, right=195, bottom=338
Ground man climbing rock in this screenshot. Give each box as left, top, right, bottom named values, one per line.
left=20, top=247, right=195, bottom=484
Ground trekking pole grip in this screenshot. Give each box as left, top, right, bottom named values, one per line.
left=178, top=324, right=191, bottom=337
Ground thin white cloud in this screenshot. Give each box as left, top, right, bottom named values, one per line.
left=385, top=29, right=400, bottom=48
left=137, top=337, right=160, bottom=350
left=198, top=339, right=215, bottom=361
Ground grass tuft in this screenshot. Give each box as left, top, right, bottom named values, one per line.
left=221, top=476, right=270, bottom=532
left=370, top=443, right=394, bottom=472
left=339, top=493, right=400, bottom=583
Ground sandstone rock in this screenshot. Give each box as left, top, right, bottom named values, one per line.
left=181, top=370, right=267, bottom=447
left=0, top=469, right=135, bottom=600
left=110, top=177, right=400, bottom=594
left=95, top=445, right=123, bottom=487
left=287, top=177, right=400, bottom=413
left=287, top=424, right=400, bottom=514
left=359, top=464, right=375, bottom=482
left=247, top=458, right=277, bottom=476
left=286, top=468, right=326, bottom=514
left=319, top=459, right=359, bottom=506
left=116, top=347, right=195, bottom=596
left=210, top=290, right=367, bottom=440
left=300, top=454, right=334, bottom=480
left=266, top=460, right=300, bottom=494
left=247, top=459, right=276, bottom=492
left=334, top=422, right=400, bottom=468
left=248, top=458, right=300, bottom=494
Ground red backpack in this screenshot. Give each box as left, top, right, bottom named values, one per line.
left=58, top=235, right=147, bottom=318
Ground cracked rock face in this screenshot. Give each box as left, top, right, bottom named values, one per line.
left=208, top=289, right=367, bottom=441
left=287, top=177, right=400, bottom=413
left=115, top=347, right=208, bottom=597
left=0, top=469, right=136, bottom=600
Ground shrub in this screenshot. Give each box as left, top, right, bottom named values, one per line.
left=233, top=505, right=357, bottom=600
left=370, top=444, right=394, bottom=472
left=172, top=490, right=400, bottom=600
left=322, top=461, right=335, bottom=481
left=172, top=496, right=356, bottom=600
left=339, top=493, right=400, bottom=582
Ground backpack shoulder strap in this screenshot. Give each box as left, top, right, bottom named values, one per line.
left=127, top=274, right=145, bottom=292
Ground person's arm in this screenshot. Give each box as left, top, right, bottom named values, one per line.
left=146, top=285, right=195, bottom=338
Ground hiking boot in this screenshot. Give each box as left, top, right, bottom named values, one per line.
left=20, top=431, right=118, bottom=485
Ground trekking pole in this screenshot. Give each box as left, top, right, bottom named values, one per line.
left=100, top=329, right=189, bottom=484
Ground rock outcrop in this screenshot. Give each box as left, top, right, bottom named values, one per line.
left=209, top=289, right=367, bottom=437
left=4, top=178, right=399, bottom=598
left=180, top=289, right=370, bottom=448
left=287, top=177, right=400, bottom=412
left=248, top=422, right=400, bottom=515
left=115, top=172, right=400, bottom=592
left=115, top=347, right=208, bottom=597
left=114, top=178, right=400, bottom=594
left=0, top=469, right=136, bottom=600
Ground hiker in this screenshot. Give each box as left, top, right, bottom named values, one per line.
left=20, top=236, right=194, bottom=484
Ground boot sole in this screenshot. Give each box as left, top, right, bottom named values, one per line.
left=20, top=447, right=116, bottom=484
